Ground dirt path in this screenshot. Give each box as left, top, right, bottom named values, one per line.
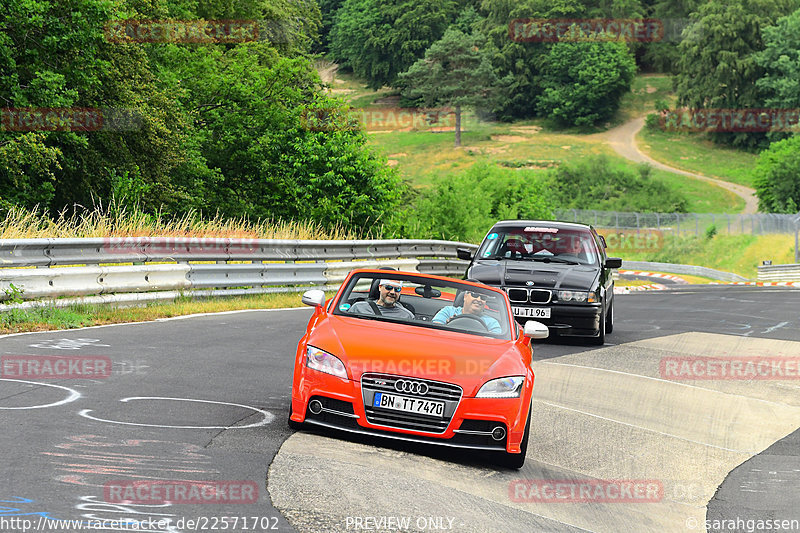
left=600, top=117, right=759, bottom=214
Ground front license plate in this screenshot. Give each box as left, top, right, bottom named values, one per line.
left=513, top=306, right=551, bottom=318
left=373, top=392, right=445, bottom=417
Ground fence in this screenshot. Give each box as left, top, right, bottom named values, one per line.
left=554, top=209, right=800, bottom=236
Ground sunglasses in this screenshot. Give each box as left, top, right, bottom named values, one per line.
left=383, top=285, right=402, bottom=293
left=467, top=291, right=487, bottom=301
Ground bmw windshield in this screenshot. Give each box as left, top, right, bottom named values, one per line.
left=476, top=225, right=600, bottom=266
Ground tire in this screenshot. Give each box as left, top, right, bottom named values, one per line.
left=605, top=300, right=614, bottom=334
left=591, top=303, right=606, bottom=346
left=287, top=400, right=304, bottom=431
left=498, top=406, right=531, bottom=469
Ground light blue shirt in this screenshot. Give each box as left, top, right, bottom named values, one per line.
left=432, top=306, right=501, bottom=333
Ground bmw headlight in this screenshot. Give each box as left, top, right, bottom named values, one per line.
left=476, top=376, right=525, bottom=398
left=306, top=346, right=347, bottom=378
left=555, top=290, right=597, bottom=303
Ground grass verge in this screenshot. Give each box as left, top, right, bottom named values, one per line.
left=614, top=233, right=795, bottom=278
left=0, top=292, right=326, bottom=335
left=638, top=128, right=760, bottom=188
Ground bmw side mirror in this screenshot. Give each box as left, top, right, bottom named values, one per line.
left=523, top=321, right=549, bottom=339
left=301, top=289, right=326, bottom=307
left=457, top=248, right=474, bottom=261
left=605, top=258, right=622, bottom=269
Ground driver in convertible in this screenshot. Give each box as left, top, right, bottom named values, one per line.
left=348, top=279, right=414, bottom=319
left=432, top=291, right=501, bottom=333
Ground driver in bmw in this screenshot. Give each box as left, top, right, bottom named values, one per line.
left=432, top=291, right=501, bottom=333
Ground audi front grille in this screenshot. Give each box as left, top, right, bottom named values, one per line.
left=361, top=373, right=462, bottom=434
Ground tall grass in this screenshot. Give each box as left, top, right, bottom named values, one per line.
left=0, top=203, right=363, bottom=240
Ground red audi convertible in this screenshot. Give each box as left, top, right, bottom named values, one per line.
left=289, top=269, right=548, bottom=468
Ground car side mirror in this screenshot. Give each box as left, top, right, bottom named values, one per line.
left=605, top=257, right=622, bottom=269
left=301, top=289, right=326, bottom=307
left=523, top=321, right=549, bottom=339
left=457, top=248, right=474, bottom=261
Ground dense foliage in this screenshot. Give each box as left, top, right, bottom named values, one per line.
left=547, top=156, right=689, bottom=213
left=536, top=41, right=637, bottom=127
left=754, top=135, right=800, bottom=213
left=0, top=0, right=404, bottom=232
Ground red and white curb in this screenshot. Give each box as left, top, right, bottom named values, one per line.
left=618, top=270, right=689, bottom=284
left=614, top=283, right=667, bottom=294
left=709, top=281, right=800, bottom=286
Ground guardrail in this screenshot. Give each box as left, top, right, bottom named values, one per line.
left=0, top=237, right=764, bottom=309
left=0, top=238, right=478, bottom=307
left=619, top=261, right=749, bottom=282
left=757, top=263, right=800, bottom=282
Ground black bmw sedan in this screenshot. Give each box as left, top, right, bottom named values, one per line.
left=458, top=220, right=622, bottom=345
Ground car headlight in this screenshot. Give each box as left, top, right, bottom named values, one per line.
left=555, top=290, right=597, bottom=303
left=306, top=346, right=347, bottom=378
left=476, top=376, right=525, bottom=398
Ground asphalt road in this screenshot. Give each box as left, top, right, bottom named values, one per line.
left=1, top=285, right=798, bottom=533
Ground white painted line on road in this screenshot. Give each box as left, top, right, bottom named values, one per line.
left=538, top=361, right=797, bottom=408
left=538, top=400, right=756, bottom=454
left=78, top=396, right=274, bottom=429
left=0, top=379, right=81, bottom=409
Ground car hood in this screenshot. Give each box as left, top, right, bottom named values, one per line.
left=310, top=314, right=528, bottom=397
left=468, top=260, right=599, bottom=290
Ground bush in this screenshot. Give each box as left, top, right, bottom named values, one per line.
left=401, top=163, right=554, bottom=242
left=546, top=156, right=688, bottom=213
left=754, top=135, right=800, bottom=213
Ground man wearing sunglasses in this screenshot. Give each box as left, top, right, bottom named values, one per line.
left=432, top=290, right=501, bottom=333
left=348, top=279, right=414, bottom=319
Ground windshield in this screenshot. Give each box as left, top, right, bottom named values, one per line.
left=332, top=272, right=513, bottom=339
left=477, top=225, right=600, bottom=266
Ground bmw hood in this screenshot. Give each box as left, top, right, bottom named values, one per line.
left=468, top=260, right=598, bottom=291
left=310, top=315, right=529, bottom=396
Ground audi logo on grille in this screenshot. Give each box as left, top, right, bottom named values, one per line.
left=394, top=380, right=429, bottom=395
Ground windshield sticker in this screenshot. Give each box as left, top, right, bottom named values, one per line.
left=483, top=250, right=492, bottom=257
left=339, top=303, right=351, bottom=311
left=524, top=226, right=558, bottom=233
left=487, top=233, right=498, bottom=240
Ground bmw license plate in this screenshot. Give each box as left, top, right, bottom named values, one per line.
left=513, top=306, right=551, bottom=318
left=373, top=392, right=445, bottom=417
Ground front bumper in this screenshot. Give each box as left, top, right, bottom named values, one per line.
left=290, top=370, right=530, bottom=453
left=513, top=303, right=602, bottom=337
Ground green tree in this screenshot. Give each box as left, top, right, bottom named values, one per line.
left=755, top=8, right=800, bottom=141
left=674, top=0, right=798, bottom=147
left=329, top=0, right=457, bottom=89
left=536, top=40, right=636, bottom=127
left=753, top=135, right=800, bottom=213
left=398, top=28, right=498, bottom=146
left=476, top=0, right=586, bottom=121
